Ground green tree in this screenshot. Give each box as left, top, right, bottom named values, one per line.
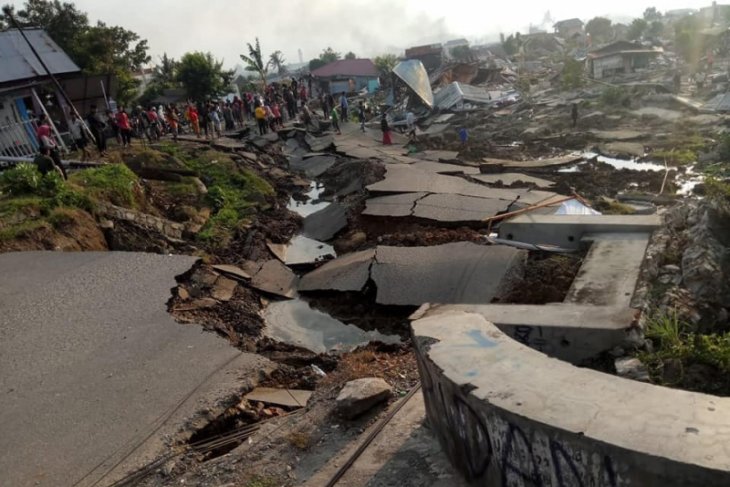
left=643, top=7, right=662, bottom=22
left=269, top=50, right=286, bottom=75
left=502, top=33, right=522, bottom=56
left=647, top=20, right=664, bottom=40
left=309, top=58, right=326, bottom=71
left=674, top=15, right=704, bottom=63
left=240, top=38, right=270, bottom=88
left=586, top=17, right=613, bottom=44
left=176, top=52, right=233, bottom=101
left=2, top=1, right=150, bottom=104
left=344, top=51, right=356, bottom=60
left=153, top=53, right=178, bottom=86
left=319, top=47, right=340, bottom=63
left=628, top=18, right=648, bottom=40
left=561, top=58, right=585, bottom=89
left=374, top=54, right=397, bottom=76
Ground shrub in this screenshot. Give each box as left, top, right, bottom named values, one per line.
left=0, top=163, right=42, bottom=195
left=70, top=164, right=139, bottom=207
left=600, top=86, right=631, bottom=108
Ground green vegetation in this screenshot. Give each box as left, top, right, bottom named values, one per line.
left=2, top=0, right=150, bottom=103
left=244, top=476, right=278, bottom=487
left=69, top=164, right=140, bottom=207
left=560, top=59, right=585, bottom=90
left=176, top=51, right=234, bottom=101
left=600, top=86, right=632, bottom=108
left=704, top=176, right=730, bottom=202
left=177, top=150, right=273, bottom=246
left=592, top=200, right=636, bottom=215
left=641, top=310, right=730, bottom=394
left=652, top=148, right=696, bottom=165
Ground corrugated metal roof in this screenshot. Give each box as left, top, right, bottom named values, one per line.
left=392, top=59, right=433, bottom=108
left=703, top=92, right=730, bottom=112
left=311, top=59, right=378, bottom=78
left=433, top=82, right=493, bottom=110
left=0, top=28, right=80, bottom=85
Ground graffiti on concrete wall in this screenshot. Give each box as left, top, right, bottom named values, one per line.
left=418, top=351, right=623, bottom=487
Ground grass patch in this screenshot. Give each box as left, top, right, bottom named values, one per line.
left=593, top=200, right=635, bottom=215
left=69, top=164, right=139, bottom=207
left=705, top=176, right=730, bottom=203
left=600, top=86, right=632, bottom=108
left=640, top=310, right=730, bottom=394
left=652, top=148, right=696, bottom=166
left=244, top=476, right=278, bottom=487
left=178, top=150, right=273, bottom=247
left=0, top=219, right=50, bottom=241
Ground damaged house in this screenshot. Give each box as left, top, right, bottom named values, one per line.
left=586, top=40, right=663, bottom=79
left=0, top=28, right=116, bottom=158
left=405, top=44, right=443, bottom=72
left=311, top=59, right=380, bottom=95
left=554, top=18, right=584, bottom=40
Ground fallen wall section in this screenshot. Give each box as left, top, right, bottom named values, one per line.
left=412, top=310, right=730, bottom=486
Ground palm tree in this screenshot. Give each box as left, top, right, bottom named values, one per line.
left=269, top=50, right=286, bottom=75
left=240, top=37, right=271, bottom=89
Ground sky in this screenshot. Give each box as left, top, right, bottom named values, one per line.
left=6, top=0, right=719, bottom=70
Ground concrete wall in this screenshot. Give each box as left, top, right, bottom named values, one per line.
left=498, top=215, right=661, bottom=249
left=97, top=202, right=186, bottom=240
left=412, top=303, right=637, bottom=364
left=412, top=311, right=730, bottom=486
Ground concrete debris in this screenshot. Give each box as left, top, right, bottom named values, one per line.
left=244, top=387, right=312, bottom=408
left=363, top=192, right=427, bottom=218
left=471, top=173, right=555, bottom=188
left=267, top=236, right=335, bottom=266
left=212, top=264, right=252, bottom=281
left=335, top=378, right=392, bottom=419
left=211, top=276, right=238, bottom=302
left=302, top=203, right=348, bottom=241
left=299, top=249, right=375, bottom=292
left=289, top=155, right=337, bottom=178
left=371, top=243, right=525, bottom=306
left=481, top=154, right=583, bottom=169
left=250, top=260, right=298, bottom=298
left=175, top=297, right=219, bottom=311
left=412, top=193, right=513, bottom=222
left=614, top=357, right=650, bottom=382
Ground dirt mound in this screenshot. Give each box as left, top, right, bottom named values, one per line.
left=0, top=208, right=107, bottom=252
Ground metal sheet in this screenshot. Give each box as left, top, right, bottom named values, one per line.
left=0, top=29, right=80, bottom=84
left=433, top=82, right=493, bottom=110
left=392, top=60, right=434, bottom=108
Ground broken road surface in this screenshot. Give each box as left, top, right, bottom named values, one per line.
left=0, top=251, right=271, bottom=487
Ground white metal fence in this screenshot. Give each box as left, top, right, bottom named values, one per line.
left=0, top=118, right=39, bottom=158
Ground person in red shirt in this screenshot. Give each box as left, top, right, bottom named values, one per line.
left=187, top=104, right=200, bottom=138
left=147, top=106, right=160, bottom=140
left=116, top=107, right=132, bottom=147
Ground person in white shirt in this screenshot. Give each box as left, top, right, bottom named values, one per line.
left=69, top=111, right=91, bottom=161
left=406, top=111, right=416, bottom=140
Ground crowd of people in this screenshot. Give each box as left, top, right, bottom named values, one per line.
left=31, top=75, right=407, bottom=178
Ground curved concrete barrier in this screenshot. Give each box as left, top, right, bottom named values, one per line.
left=412, top=310, right=730, bottom=486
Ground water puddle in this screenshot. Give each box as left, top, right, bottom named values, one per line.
left=263, top=299, right=401, bottom=354
left=270, top=235, right=335, bottom=265
left=287, top=182, right=330, bottom=217
left=677, top=165, right=704, bottom=195
left=559, top=153, right=667, bottom=173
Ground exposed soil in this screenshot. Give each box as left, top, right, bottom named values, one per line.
left=0, top=209, right=107, bottom=252
left=494, top=251, right=585, bottom=304
left=551, top=161, right=672, bottom=201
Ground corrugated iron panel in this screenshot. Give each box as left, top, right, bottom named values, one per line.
left=0, top=29, right=80, bottom=85
left=392, top=60, right=433, bottom=108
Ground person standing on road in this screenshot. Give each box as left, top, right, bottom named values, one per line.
left=35, top=116, right=67, bottom=179
left=406, top=110, right=416, bottom=140
left=255, top=104, right=267, bottom=135
left=339, top=92, right=348, bottom=122
left=116, top=107, right=133, bottom=147
left=358, top=101, right=366, bottom=132
left=69, top=111, right=91, bottom=161
left=86, top=105, right=107, bottom=156
left=331, top=105, right=341, bottom=135
left=381, top=113, right=392, bottom=145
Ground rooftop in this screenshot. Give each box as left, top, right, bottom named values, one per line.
left=0, top=28, right=80, bottom=86
left=311, top=58, right=378, bottom=78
